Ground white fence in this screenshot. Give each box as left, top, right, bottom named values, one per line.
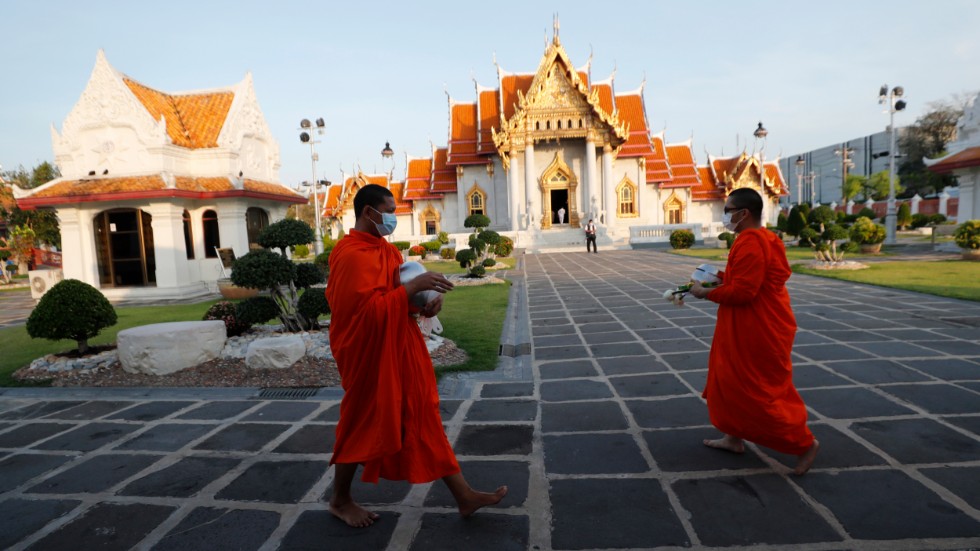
left=629, top=222, right=727, bottom=245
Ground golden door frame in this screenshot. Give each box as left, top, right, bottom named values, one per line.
left=539, top=152, right=579, bottom=229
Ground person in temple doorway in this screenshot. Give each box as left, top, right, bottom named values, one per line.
left=584, top=218, right=597, bottom=253
left=557, top=205, right=566, bottom=225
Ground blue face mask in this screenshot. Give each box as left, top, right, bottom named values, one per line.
left=369, top=206, right=397, bottom=237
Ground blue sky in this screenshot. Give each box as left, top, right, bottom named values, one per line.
left=2, top=1, right=978, bottom=187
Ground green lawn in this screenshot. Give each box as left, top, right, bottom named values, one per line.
left=792, top=260, right=980, bottom=302
left=423, top=257, right=516, bottom=275
left=434, top=281, right=511, bottom=375
left=668, top=246, right=893, bottom=262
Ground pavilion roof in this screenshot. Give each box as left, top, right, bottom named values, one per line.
left=123, top=78, right=234, bottom=149
left=925, top=146, right=980, bottom=174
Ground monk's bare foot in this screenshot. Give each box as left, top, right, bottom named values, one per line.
left=793, top=440, right=820, bottom=476
left=458, top=486, right=508, bottom=518
left=703, top=435, right=745, bottom=454
left=329, top=498, right=379, bottom=528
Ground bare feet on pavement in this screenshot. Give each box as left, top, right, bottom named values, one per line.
left=458, top=486, right=508, bottom=517
left=329, top=499, right=380, bottom=528
left=794, top=439, right=820, bottom=476
left=703, top=434, right=745, bottom=454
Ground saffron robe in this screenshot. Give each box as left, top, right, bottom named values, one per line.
left=326, top=230, right=460, bottom=483
left=703, top=228, right=815, bottom=455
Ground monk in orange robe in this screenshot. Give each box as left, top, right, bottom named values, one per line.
left=690, top=188, right=819, bottom=475
left=326, top=184, right=506, bottom=527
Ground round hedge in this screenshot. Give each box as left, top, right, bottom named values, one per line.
left=440, top=247, right=455, bottom=260
left=295, top=263, right=324, bottom=288
left=204, top=301, right=251, bottom=337
left=495, top=236, right=514, bottom=257
left=231, top=249, right=296, bottom=290
left=464, top=214, right=491, bottom=229
left=455, top=249, right=476, bottom=268
left=314, top=251, right=330, bottom=279
left=257, top=219, right=315, bottom=253
left=298, top=288, right=330, bottom=321
left=669, top=229, right=695, bottom=250
left=954, top=220, right=980, bottom=250
left=236, top=296, right=280, bottom=325
left=718, top=231, right=735, bottom=249
left=849, top=217, right=886, bottom=245
left=469, top=265, right=486, bottom=277
left=482, top=258, right=496, bottom=267
left=479, top=230, right=501, bottom=246
left=26, top=279, right=117, bottom=353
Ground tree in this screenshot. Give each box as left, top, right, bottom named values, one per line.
left=1, top=162, right=62, bottom=248
left=457, top=214, right=496, bottom=277
left=26, top=279, right=117, bottom=355
left=808, top=205, right=836, bottom=233
left=843, top=174, right=866, bottom=202
left=866, top=170, right=903, bottom=201
left=786, top=206, right=807, bottom=237
left=897, top=202, right=912, bottom=230
left=898, top=93, right=975, bottom=197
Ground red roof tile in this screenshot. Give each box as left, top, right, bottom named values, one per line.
left=593, top=83, right=614, bottom=118
left=500, top=74, right=534, bottom=120
left=123, top=79, right=233, bottom=149
left=447, top=102, right=483, bottom=165
left=645, top=135, right=672, bottom=183
left=430, top=147, right=457, bottom=193
left=693, top=166, right=724, bottom=201
left=478, top=89, right=500, bottom=155
left=615, top=95, right=655, bottom=159
left=661, top=144, right=700, bottom=188
left=19, top=175, right=303, bottom=206
left=404, top=157, right=439, bottom=201
left=388, top=182, right=412, bottom=215
left=928, top=146, right=980, bottom=173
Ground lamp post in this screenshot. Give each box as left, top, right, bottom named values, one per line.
left=794, top=156, right=805, bottom=206
left=753, top=122, right=768, bottom=221
left=834, top=145, right=856, bottom=204
left=299, top=118, right=326, bottom=254
left=381, top=141, right=394, bottom=178
left=879, top=84, right=907, bottom=245
left=805, top=170, right=816, bottom=206
left=301, top=179, right=330, bottom=247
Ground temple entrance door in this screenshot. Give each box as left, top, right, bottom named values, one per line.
left=550, top=189, right=569, bottom=225
left=94, top=209, right=157, bottom=287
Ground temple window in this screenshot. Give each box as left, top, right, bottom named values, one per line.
left=246, top=207, right=269, bottom=249
left=203, top=209, right=220, bottom=258
left=568, top=119, right=573, bottom=128
left=616, top=177, right=637, bottom=217
left=467, top=187, right=486, bottom=216
left=557, top=120, right=562, bottom=129
left=663, top=191, right=685, bottom=224
left=182, top=209, right=194, bottom=259
left=546, top=120, right=551, bottom=130
left=536, top=121, right=541, bottom=130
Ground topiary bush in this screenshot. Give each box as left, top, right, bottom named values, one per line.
left=26, top=279, right=117, bottom=354
left=786, top=206, right=807, bottom=237
left=257, top=218, right=315, bottom=255
left=455, top=248, right=476, bottom=268
left=464, top=214, right=491, bottom=230
left=840, top=241, right=859, bottom=253
left=297, top=288, right=330, bottom=328
left=897, top=202, right=912, bottom=230
left=798, top=227, right=819, bottom=248
left=776, top=212, right=788, bottom=232
left=669, top=229, right=695, bottom=249
left=236, top=296, right=280, bottom=326
left=392, top=241, right=411, bottom=251
left=292, top=244, right=310, bottom=258
left=204, top=301, right=251, bottom=337
left=469, top=265, right=486, bottom=277
left=295, top=263, right=325, bottom=288
left=929, top=214, right=948, bottom=225
left=809, top=205, right=836, bottom=232
left=232, top=249, right=296, bottom=289
left=717, top=231, right=735, bottom=249
left=440, top=247, right=456, bottom=260
left=911, top=213, right=930, bottom=229
left=495, top=236, right=514, bottom=257
left=857, top=207, right=877, bottom=220
left=954, top=220, right=980, bottom=250
left=850, top=216, right=886, bottom=245
left=437, top=231, right=450, bottom=244
left=314, top=251, right=330, bottom=279
left=482, top=257, right=496, bottom=268
left=421, top=240, right=442, bottom=253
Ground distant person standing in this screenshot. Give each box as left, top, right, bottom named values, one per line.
left=689, top=188, right=818, bottom=475
left=557, top=206, right=566, bottom=225
left=584, top=218, right=597, bottom=253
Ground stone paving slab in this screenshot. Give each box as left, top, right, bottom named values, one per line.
left=0, top=249, right=979, bottom=550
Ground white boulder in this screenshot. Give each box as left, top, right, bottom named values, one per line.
left=246, top=335, right=306, bottom=370
left=118, top=321, right=226, bottom=376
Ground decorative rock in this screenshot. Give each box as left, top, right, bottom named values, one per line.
left=246, top=335, right=306, bottom=370
left=118, top=321, right=227, bottom=375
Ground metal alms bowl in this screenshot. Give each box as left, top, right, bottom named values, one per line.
left=399, top=261, right=439, bottom=308
left=691, top=263, right=722, bottom=285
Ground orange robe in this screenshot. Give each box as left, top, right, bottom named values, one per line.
left=702, top=228, right=815, bottom=455
left=326, top=230, right=460, bottom=483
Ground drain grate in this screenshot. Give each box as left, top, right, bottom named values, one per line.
left=256, top=387, right=320, bottom=400
left=498, top=343, right=532, bottom=357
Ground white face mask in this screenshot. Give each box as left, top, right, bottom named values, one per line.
left=722, top=209, right=744, bottom=232
left=368, top=206, right=397, bottom=236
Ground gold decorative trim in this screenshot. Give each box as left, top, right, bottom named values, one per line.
left=616, top=175, right=639, bottom=218
left=663, top=189, right=684, bottom=224
left=538, top=152, right=580, bottom=228
left=465, top=182, right=487, bottom=216
left=418, top=204, right=441, bottom=234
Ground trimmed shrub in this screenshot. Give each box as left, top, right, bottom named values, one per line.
left=929, top=214, right=948, bottom=225
left=822, top=224, right=850, bottom=242
left=786, top=207, right=807, bottom=237
left=840, top=241, right=859, bottom=253
left=717, top=231, right=735, bottom=249
left=897, top=202, right=912, bottom=230
left=850, top=216, right=886, bottom=245
left=236, top=296, right=279, bottom=325
left=494, top=236, right=514, bottom=257
left=295, top=263, right=325, bottom=288
left=204, top=301, right=250, bottom=337
left=469, top=265, right=486, bottom=277
left=455, top=248, right=476, bottom=268
left=440, top=247, right=456, bottom=260
left=910, top=213, right=930, bottom=229
left=669, top=229, right=695, bottom=250
left=857, top=207, right=877, bottom=220
left=409, top=245, right=427, bottom=258
left=26, top=279, right=117, bottom=354
left=232, top=249, right=296, bottom=289
left=809, top=205, right=836, bottom=231
left=798, top=227, right=819, bottom=247
left=292, top=244, right=310, bottom=258
left=482, top=258, right=496, bottom=267
left=799, top=203, right=812, bottom=218
left=776, top=212, right=788, bottom=232
left=392, top=241, right=411, bottom=251
left=314, top=251, right=330, bottom=279
left=257, top=218, right=315, bottom=254
left=297, top=288, right=330, bottom=326
left=954, top=220, right=980, bottom=250
left=464, top=214, right=491, bottom=229
left=479, top=230, right=502, bottom=247
left=421, top=240, right=442, bottom=252
left=437, top=231, right=450, bottom=244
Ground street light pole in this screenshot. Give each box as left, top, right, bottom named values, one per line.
left=795, top=156, right=805, bottom=206
left=299, top=118, right=326, bottom=255
left=753, top=122, right=768, bottom=221
left=879, top=84, right=907, bottom=245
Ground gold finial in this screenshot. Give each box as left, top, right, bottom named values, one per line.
left=553, top=13, right=560, bottom=43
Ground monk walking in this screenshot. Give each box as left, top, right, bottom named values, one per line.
left=689, top=188, right=819, bottom=475
left=326, top=184, right=507, bottom=527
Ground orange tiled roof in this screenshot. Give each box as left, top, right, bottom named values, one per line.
left=764, top=163, right=786, bottom=194
left=21, top=175, right=303, bottom=204
left=323, top=185, right=343, bottom=216
left=500, top=74, right=534, bottom=120
left=388, top=181, right=412, bottom=215
left=646, top=135, right=672, bottom=183
left=430, top=147, right=456, bottom=193
left=447, top=102, right=483, bottom=165
left=693, top=166, right=724, bottom=201
left=661, top=144, right=700, bottom=188
left=615, top=95, right=655, bottom=159
left=123, top=79, right=233, bottom=149
left=593, top=83, right=614, bottom=118
left=927, top=146, right=980, bottom=173
left=404, top=157, right=438, bottom=201
left=477, top=89, right=500, bottom=155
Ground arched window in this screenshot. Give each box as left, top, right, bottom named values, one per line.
left=419, top=205, right=441, bottom=235
left=246, top=207, right=269, bottom=248
left=94, top=208, right=156, bottom=287
left=182, top=209, right=194, bottom=259
left=546, top=120, right=551, bottom=130
left=616, top=177, right=638, bottom=217
left=467, top=185, right=486, bottom=216
left=203, top=209, right=220, bottom=258
left=557, top=120, right=562, bottom=129
left=536, top=121, right=541, bottom=130
left=663, top=191, right=685, bottom=224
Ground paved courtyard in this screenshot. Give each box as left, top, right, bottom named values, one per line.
left=1, top=249, right=979, bottom=550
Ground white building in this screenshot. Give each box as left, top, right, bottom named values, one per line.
left=926, top=92, right=980, bottom=221
left=15, top=51, right=305, bottom=302
left=324, top=26, right=787, bottom=249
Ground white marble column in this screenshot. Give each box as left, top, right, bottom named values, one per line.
left=146, top=203, right=187, bottom=289
left=939, top=188, right=950, bottom=217
left=509, top=150, right=521, bottom=231
left=602, top=144, right=615, bottom=228
left=57, top=207, right=100, bottom=287
left=584, top=137, right=597, bottom=222
left=217, top=204, right=250, bottom=258
left=524, top=142, right=537, bottom=228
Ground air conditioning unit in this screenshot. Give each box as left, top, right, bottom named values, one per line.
left=29, top=269, right=64, bottom=300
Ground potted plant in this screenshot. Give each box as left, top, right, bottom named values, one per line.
left=849, top=216, right=886, bottom=254
left=954, top=220, right=980, bottom=260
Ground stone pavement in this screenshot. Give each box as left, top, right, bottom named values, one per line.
left=1, top=249, right=979, bottom=550
left=0, top=288, right=33, bottom=329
